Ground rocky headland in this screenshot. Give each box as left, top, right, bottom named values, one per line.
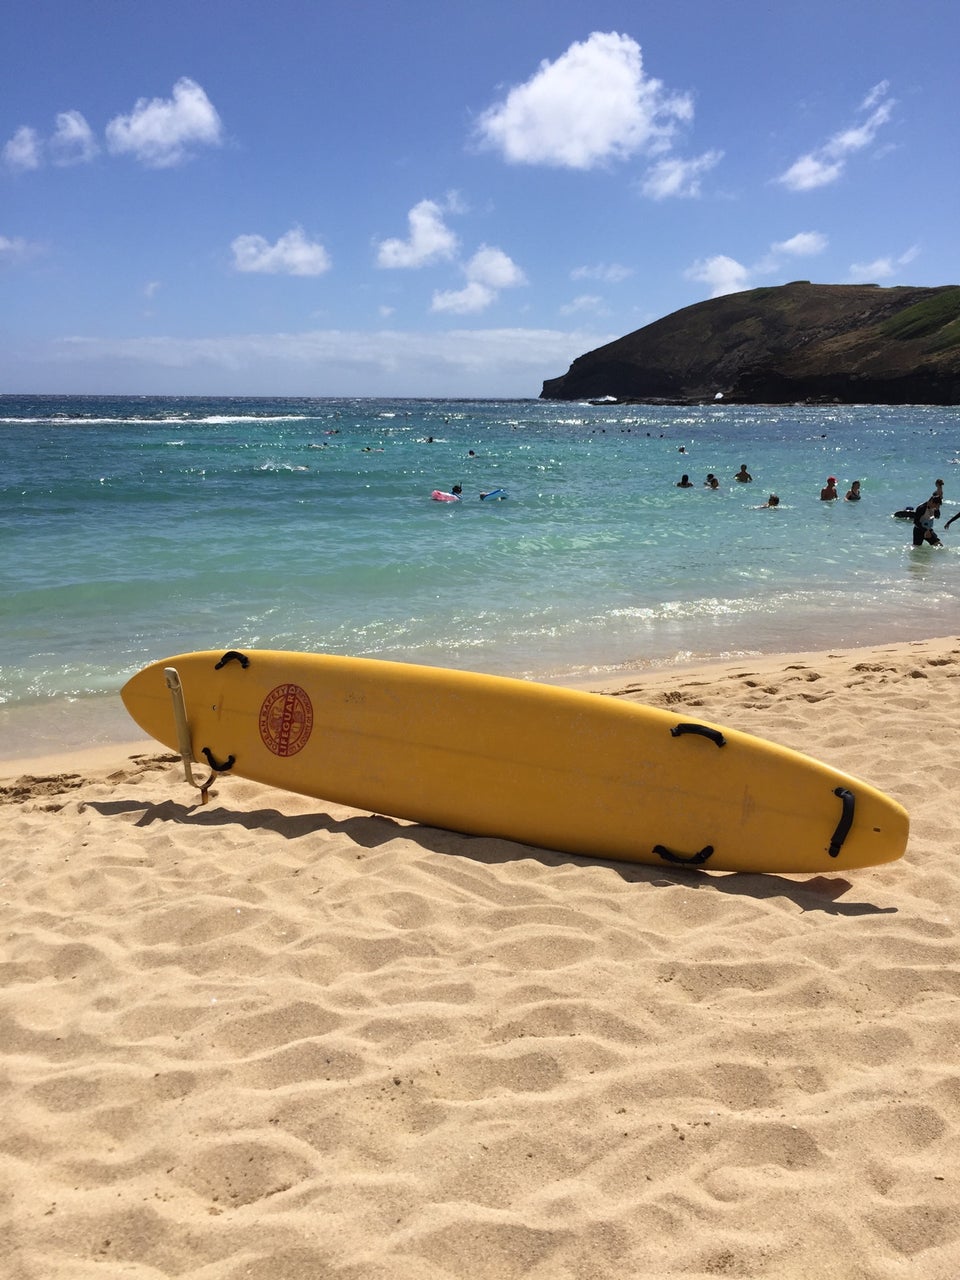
left=540, top=281, right=960, bottom=405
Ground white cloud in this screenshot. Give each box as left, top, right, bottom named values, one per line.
left=35, top=327, right=616, bottom=397
left=770, top=230, right=828, bottom=256
left=432, top=281, right=497, bottom=314
left=231, top=227, right=331, bottom=276
left=0, top=233, right=38, bottom=263
left=376, top=199, right=524, bottom=315
left=571, top=262, right=633, bottom=284
left=777, top=153, right=844, bottom=192
left=106, top=77, right=223, bottom=168
left=560, top=294, right=606, bottom=316
left=431, top=244, right=526, bottom=314
left=465, top=245, right=526, bottom=289
left=375, top=198, right=459, bottom=268
left=3, top=126, right=42, bottom=172
left=686, top=228, right=829, bottom=296
left=639, top=148, right=723, bottom=199
left=848, top=244, right=919, bottom=282
left=861, top=81, right=891, bottom=112
left=777, top=82, right=895, bottom=191
left=4, top=111, right=97, bottom=170
left=50, top=110, right=98, bottom=165
left=684, top=254, right=751, bottom=297
left=474, top=31, right=692, bottom=170
left=5, top=84, right=216, bottom=173
left=849, top=256, right=897, bottom=281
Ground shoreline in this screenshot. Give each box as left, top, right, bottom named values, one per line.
left=4, top=627, right=959, bottom=772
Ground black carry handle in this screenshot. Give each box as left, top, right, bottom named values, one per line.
left=653, top=843, right=716, bottom=867
left=204, top=652, right=246, bottom=774
left=215, top=650, right=250, bottom=669
left=828, top=787, right=855, bottom=858
left=670, top=722, right=726, bottom=748
left=202, top=747, right=236, bottom=772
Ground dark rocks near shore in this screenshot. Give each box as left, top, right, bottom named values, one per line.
left=540, top=282, right=960, bottom=405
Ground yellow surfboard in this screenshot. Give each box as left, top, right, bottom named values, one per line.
left=121, top=649, right=908, bottom=874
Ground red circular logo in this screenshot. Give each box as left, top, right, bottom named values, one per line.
left=259, top=684, right=314, bottom=757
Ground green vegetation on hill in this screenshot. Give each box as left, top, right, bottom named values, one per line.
left=880, top=288, right=960, bottom=349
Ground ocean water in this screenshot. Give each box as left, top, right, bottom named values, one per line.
left=1, top=394, right=958, bottom=755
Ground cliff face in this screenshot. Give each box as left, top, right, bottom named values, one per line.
left=540, top=282, right=960, bottom=404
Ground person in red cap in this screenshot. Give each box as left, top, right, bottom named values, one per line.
left=820, top=475, right=839, bottom=500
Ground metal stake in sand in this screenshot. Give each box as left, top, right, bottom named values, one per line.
left=163, top=667, right=214, bottom=803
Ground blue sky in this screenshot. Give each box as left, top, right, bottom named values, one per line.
left=1, top=0, right=956, bottom=397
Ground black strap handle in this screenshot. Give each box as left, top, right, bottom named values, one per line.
left=828, top=787, right=855, bottom=858
left=670, top=722, right=726, bottom=747
left=202, top=747, right=236, bottom=772
left=215, top=650, right=250, bottom=669
left=653, top=843, right=715, bottom=867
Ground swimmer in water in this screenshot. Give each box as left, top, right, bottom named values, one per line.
left=912, top=497, right=941, bottom=546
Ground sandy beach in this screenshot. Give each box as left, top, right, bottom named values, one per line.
left=3, top=634, right=960, bottom=1279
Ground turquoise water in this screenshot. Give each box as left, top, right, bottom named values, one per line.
left=1, top=395, right=958, bottom=752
